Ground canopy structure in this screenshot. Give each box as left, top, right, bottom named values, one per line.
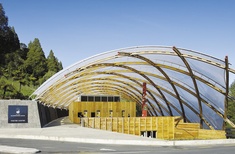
left=32, top=46, right=235, bottom=130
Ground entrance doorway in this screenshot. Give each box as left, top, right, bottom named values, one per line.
left=91, top=112, right=95, bottom=117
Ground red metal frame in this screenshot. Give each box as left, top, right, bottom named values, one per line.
left=142, top=82, right=147, bottom=117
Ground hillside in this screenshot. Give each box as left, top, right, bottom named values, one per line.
left=0, top=3, right=62, bottom=99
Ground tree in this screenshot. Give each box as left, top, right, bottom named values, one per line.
left=0, top=77, right=16, bottom=99
left=47, top=50, right=61, bottom=72
left=8, top=26, right=20, bottom=52
left=24, top=38, right=48, bottom=83
left=228, top=80, right=235, bottom=126
left=58, top=61, right=63, bottom=70
left=0, top=4, right=20, bottom=65
left=230, top=81, right=235, bottom=97
left=19, top=43, right=29, bottom=60
left=0, top=3, right=8, bottom=37
left=0, top=78, right=8, bottom=99
left=4, top=49, right=25, bottom=78
left=12, top=69, right=27, bottom=92
left=45, top=50, right=63, bottom=82
left=39, top=70, right=56, bottom=85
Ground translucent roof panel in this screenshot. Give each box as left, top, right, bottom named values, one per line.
left=31, top=46, right=235, bottom=130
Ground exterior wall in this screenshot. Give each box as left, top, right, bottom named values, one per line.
left=0, top=100, right=41, bottom=128
left=69, top=101, right=136, bottom=123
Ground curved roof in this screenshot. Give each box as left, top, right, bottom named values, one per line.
left=32, top=46, right=235, bottom=130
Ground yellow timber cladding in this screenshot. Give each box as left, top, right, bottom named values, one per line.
left=82, top=117, right=226, bottom=140
left=69, top=101, right=226, bottom=140
left=69, top=101, right=136, bottom=124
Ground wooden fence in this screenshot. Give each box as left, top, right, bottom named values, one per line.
left=82, top=117, right=226, bottom=140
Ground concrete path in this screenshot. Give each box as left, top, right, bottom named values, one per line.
left=1, top=117, right=235, bottom=153
left=0, top=145, right=40, bottom=154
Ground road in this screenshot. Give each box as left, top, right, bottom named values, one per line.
left=0, top=138, right=235, bottom=154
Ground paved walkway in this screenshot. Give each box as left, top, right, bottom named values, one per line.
left=0, top=145, right=40, bottom=154
left=1, top=117, right=235, bottom=153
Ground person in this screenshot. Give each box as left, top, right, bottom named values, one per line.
left=79, top=114, right=83, bottom=124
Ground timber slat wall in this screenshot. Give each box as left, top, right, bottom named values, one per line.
left=157, top=117, right=174, bottom=139
left=198, top=129, right=226, bottom=139
left=84, top=117, right=158, bottom=136
left=174, top=123, right=200, bottom=139
left=82, top=117, right=226, bottom=140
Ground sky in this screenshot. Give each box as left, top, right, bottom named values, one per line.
left=1, top=0, right=235, bottom=84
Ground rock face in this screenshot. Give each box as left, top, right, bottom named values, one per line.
left=0, top=100, right=41, bottom=128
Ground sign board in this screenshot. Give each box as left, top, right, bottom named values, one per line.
left=8, top=105, right=28, bottom=123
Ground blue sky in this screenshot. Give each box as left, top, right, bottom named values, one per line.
left=1, top=0, right=235, bottom=83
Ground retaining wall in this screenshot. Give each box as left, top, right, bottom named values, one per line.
left=37, top=103, right=68, bottom=127
left=0, top=100, right=41, bottom=128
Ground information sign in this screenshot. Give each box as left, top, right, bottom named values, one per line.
left=8, top=105, right=28, bottom=123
